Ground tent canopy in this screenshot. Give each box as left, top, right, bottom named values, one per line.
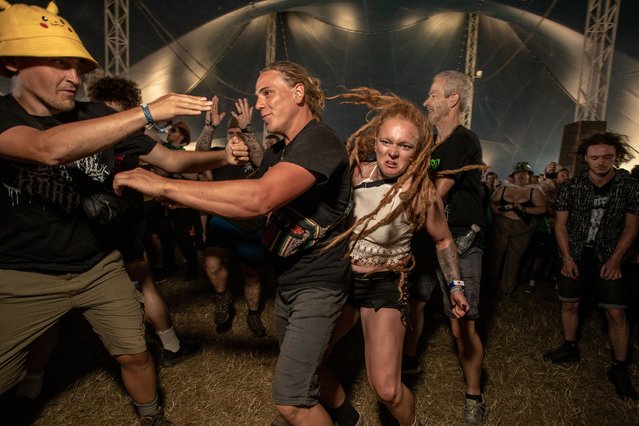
left=3, top=0, right=639, bottom=177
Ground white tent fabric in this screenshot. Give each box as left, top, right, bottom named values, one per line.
left=2, top=0, right=638, bottom=177
left=126, top=0, right=639, bottom=177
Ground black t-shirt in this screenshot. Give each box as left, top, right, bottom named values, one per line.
left=209, top=146, right=264, bottom=232
left=97, top=127, right=156, bottom=255
left=429, top=125, right=486, bottom=248
left=0, top=95, right=153, bottom=272
left=257, top=120, right=351, bottom=290
left=211, top=146, right=257, bottom=181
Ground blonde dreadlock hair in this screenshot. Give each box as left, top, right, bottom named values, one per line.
left=326, top=87, right=438, bottom=257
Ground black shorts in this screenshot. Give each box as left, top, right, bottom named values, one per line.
left=348, top=271, right=405, bottom=312
left=558, top=249, right=628, bottom=309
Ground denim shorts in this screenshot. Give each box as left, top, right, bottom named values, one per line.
left=409, top=247, right=483, bottom=320
left=272, top=285, right=347, bottom=406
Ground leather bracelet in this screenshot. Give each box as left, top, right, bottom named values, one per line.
left=141, top=103, right=154, bottom=125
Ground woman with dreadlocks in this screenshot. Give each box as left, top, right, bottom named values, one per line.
left=319, top=88, right=469, bottom=426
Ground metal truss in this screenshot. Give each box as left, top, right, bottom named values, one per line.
left=574, top=0, right=620, bottom=122
left=104, top=0, right=130, bottom=76
left=463, top=13, right=479, bottom=128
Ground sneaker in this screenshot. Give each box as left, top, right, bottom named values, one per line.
left=161, top=341, right=202, bottom=368
left=214, top=290, right=233, bottom=324
left=462, top=396, right=486, bottom=426
left=247, top=311, right=267, bottom=337
left=543, top=342, right=579, bottom=364
left=607, top=365, right=639, bottom=400
left=402, top=354, right=422, bottom=375
left=139, top=409, right=172, bottom=425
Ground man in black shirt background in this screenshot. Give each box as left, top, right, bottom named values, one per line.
left=544, top=132, right=639, bottom=400
left=405, top=70, right=487, bottom=425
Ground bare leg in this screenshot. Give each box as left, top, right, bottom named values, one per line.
left=16, top=324, right=61, bottom=399
left=361, top=307, right=415, bottom=425
left=242, top=265, right=262, bottom=312
left=606, top=308, right=629, bottom=362
left=450, top=318, right=484, bottom=395
left=204, top=247, right=230, bottom=294
left=144, top=233, right=164, bottom=271
left=277, top=404, right=332, bottom=426
left=126, top=258, right=172, bottom=332
left=116, top=351, right=157, bottom=404
left=404, top=299, right=427, bottom=357
left=560, top=302, right=580, bottom=341
left=25, top=324, right=59, bottom=374
left=319, top=305, right=360, bottom=410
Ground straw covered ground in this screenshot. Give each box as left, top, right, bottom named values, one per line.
left=8, top=270, right=639, bottom=425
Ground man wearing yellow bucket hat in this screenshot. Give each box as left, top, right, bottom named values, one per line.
left=0, top=2, right=219, bottom=424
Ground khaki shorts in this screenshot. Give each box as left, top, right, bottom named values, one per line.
left=0, top=251, right=146, bottom=394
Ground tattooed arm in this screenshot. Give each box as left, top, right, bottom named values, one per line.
left=195, top=96, right=225, bottom=152
left=242, top=129, right=265, bottom=167
left=232, top=97, right=264, bottom=166
left=194, top=124, right=216, bottom=152
left=426, top=195, right=469, bottom=318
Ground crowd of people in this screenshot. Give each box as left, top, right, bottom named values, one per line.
left=1, top=2, right=638, bottom=426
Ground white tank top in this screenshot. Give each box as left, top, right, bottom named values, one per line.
left=350, top=165, right=414, bottom=266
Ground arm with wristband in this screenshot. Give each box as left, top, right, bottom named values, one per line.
left=425, top=194, right=469, bottom=318
left=0, top=93, right=212, bottom=167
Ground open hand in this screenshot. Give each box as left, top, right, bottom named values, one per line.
left=145, top=93, right=212, bottom=122
left=113, top=167, right=169, bottom=199
left=231, top=98, right=254, bottom=130
left=207, top=95, right=226, bottom=127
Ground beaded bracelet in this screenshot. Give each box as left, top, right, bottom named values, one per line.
left=141, top=103, right=154, bottom=125
left=562, top=256, right=574, bottom=262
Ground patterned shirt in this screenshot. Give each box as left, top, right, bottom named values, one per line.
left=556, top=168, right=639, bottom=262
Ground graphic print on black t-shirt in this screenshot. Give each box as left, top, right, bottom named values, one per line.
left=587, top=180, right=612, bottom=244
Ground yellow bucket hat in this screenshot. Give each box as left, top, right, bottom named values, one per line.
left=0, top=0, right=98, bottom=77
